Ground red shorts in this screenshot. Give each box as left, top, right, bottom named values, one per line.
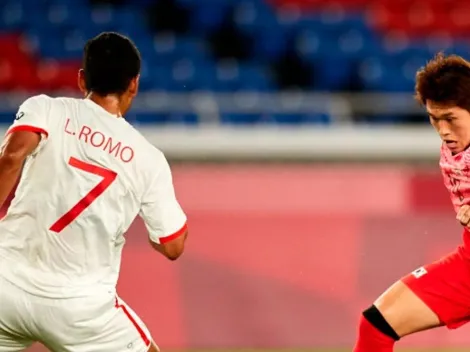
left=402, top=241, right=470, bottom=329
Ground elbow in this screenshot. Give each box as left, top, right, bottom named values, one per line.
left=162, top=229, right=188, bottom=261
left=165, top=249, right=184, bottom=261
left=163, top=242, right=185, bottom=261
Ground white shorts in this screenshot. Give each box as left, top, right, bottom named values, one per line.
left=0, top=276, right=154, bottom=352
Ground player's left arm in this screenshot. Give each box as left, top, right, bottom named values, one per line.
left=140, top=152, right=188, bottom=261
left=0, top=130, right=41, bottom=208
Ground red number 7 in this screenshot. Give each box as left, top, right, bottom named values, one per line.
left=50, top=157, right=117, bottom=233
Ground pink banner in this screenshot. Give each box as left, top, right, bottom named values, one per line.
left=3, top=164, right=466, bottom=350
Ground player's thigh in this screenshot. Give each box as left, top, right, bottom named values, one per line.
left=376, top=248, right=470, bottom=336
left=46, top=295, right=154, bottom=352
left=0, top=277, right=34, bottom=351
left=374, top=280, right=441, bottom=337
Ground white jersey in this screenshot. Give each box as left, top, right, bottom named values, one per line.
left=0, top=95, right=187, bottom=299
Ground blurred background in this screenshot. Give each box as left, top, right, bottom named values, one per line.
left=0, top=0, right=468, bottom=351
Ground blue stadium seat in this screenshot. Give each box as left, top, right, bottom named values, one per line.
left=236, top=64, right=273, bottom=91
left=46, top=1, right=90, bottom=27
left=0, top=0, right=459, bottom=125
left=173, top=37, right=209, bottom=62
left=130, top=113, right=169, bottom=124
left=61, top=29, right=90, bottom=59
left=358, top=56, right=404, bottom=92
left=251, top=27, right=288, bottom=60
left=304, top=113, right=331, bottom=124
left=0, top=2, right=27, bottom=30
left=113, top=7, right=147, bottom=35
left=25, top=30, right=64, bottom=60
left=170, top=59, right=202, bottom=91
left=221, top=113, right=263, bottom=124
left=267, top=113, right=331, bottom=125
left=168, top=112, right=199, bottom=124
left=190, top=1, right=232, bottom=33
left=0, top=112, right=12, bottom=124
left=314, top=57, right=354, bottom=91
left=124, top=0, right=154, bottom=5
left=148, top=65, right=175, bottom=90
left=214, top=61, right=242, bottom=91
left=130, top=112, right=199, bottom=125
left=233, top=0, right=279, bottom=35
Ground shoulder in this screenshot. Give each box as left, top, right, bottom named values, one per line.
left=53, top=96, right=83, bottom=109
left=119, top=121, right=171, bottom=172
left=122, top=121, right=164, bottom=157
left=19, top=94, right=53, bottom=110
left=144, top=142, right=169, bottom=173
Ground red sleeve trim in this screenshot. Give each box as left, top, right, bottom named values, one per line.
left=7, top=125, right=49, bottom=138
left=160, top=222, right=188, bottom=244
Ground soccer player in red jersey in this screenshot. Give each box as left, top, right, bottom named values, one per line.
left=354, top=53, right=470, bottom=351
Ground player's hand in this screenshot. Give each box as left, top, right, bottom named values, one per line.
left=457, top=205, right=470, bottom=226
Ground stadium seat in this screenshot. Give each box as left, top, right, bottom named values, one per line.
left=1, top=0, right=469, bottom=125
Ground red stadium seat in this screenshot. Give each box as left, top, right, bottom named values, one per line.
left=36, top=60, right=80, bottom=92
left=54, top=61, right=81, bottom=91
left=12, top=58, right=41, bottom=92
left=0, top=34, right=24, bottom=60
left=0, top=58, right=14, bottom=90
left=446, top=2, right=470, bottom=36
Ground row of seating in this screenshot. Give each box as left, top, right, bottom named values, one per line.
left=0, top=110, right=331, bottom=125
left=0, top=0, right=464, bottom=126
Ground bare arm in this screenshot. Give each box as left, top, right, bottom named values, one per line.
left=0, top=131, right=40, bottom=209
left=149, top=227, right=188, bottom=261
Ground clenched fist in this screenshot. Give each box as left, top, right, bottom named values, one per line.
left=457, top=205, right=470, bottom=226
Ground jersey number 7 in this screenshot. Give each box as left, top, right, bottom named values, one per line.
left=50, top=157, right=117, bottom=233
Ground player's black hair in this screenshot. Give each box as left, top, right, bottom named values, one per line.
left=415, top=52, right=470, bottom=110
left=83, top=32, right=141, bottom=96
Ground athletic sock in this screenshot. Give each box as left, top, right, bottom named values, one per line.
left=353, top=315, right=396, bottom=352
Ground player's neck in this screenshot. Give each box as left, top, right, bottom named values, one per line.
left=85, top=92, right=123, bottom=118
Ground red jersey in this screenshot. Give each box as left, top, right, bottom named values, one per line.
left=440, top=143, right=470, bottom=251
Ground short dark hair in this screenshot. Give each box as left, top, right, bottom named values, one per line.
left=415, top=53, right=470, bottom=110
left=83, top=32, right=141, bottom=96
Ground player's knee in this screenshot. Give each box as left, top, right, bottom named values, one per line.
left=360, top=305, right=400, bottom=341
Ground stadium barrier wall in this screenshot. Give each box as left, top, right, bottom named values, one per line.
left=5, top=163, right=468, bottom=351
left=0, top=91, right=438, bottom=161
left=0, top=125, right=441, bottom=162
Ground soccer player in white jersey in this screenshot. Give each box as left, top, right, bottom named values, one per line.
left=0, top=32, right=188, bottom=352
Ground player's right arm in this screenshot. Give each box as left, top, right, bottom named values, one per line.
left=139, top=153, right=188, bottom=261
left=0, top=131, right=40, bottom=208
left=0, top=95, right=50, bottom=209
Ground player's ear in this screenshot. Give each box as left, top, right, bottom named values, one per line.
left=78, top=69, right=87, bottom=96
left=128, top=75, right=139, bottom=97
